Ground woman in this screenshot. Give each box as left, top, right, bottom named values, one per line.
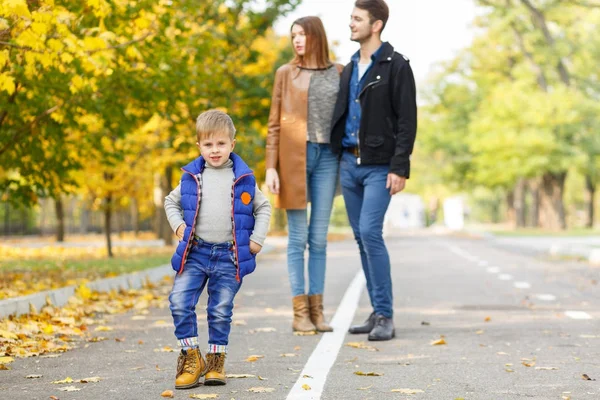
left=265, top=16, right=342, bottom=333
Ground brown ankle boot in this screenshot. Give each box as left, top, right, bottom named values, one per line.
left=175, top=348, right=207, bottom=389
left=204, top=353, right=226, bottom=386
left=308, top=294, right=333, bottom=332
left=292, top=294, right=317, bottom=332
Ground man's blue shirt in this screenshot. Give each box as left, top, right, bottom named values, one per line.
left=342, top=44, right=383, bottom=148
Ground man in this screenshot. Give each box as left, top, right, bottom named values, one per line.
left=330, top=0, right=417, bottom=341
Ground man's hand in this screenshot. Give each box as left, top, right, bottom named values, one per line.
left=175, top=223, right=185, bottom=240
left=386, top=173, right=406, bottom=195
left=265, top=168, right=280, bottom=194
left=249, top=241, right=262, bottom=254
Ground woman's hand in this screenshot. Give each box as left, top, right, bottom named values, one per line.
left=265, top=168, right=280, bottom=194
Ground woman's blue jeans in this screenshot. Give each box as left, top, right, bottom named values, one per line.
left=286, top=142, right=339, bottom=297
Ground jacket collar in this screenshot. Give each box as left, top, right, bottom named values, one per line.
left=181, top=152, right=253, bottom=179
left=350, top=42, right=394, bottom=65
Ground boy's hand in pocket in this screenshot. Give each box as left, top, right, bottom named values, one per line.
left=249, top=241, right=262, bottom=254
left=176, top=224, right=185, bottom=240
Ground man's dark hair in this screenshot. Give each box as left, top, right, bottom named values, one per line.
left=355, top=0, right=389, bottom=32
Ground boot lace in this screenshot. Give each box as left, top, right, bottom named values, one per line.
left=177, top=350, right=198, bottom=376
left=207, top=353, right=225, bottom=372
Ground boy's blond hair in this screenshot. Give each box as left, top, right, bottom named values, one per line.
left=195, top=110, right=236, bottom=141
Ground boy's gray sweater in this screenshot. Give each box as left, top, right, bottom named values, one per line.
left=164, top=159, right=271, bottom=245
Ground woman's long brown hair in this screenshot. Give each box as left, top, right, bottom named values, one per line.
left=290, top=16, right=332, bottom=69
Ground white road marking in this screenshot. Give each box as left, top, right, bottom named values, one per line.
left=486, top=267, right=501, bottom=274
left=286, top=270, right=366, bottom=400
left=498, top=274, right=513, bottom=281
left=565, top=311, right=593, bottom=320
left=534, top=294, right=557, bottom=301
left=514, top=281, right=531, bottom=289
left=446, top=245, right=479, bottom=263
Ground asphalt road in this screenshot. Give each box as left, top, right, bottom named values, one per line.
left=2, top=233, right=600, bottom=400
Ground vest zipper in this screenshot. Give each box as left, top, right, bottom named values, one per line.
left=178, top=169, right=201, bottom=275
left=231, top=172, right=252, bottom=282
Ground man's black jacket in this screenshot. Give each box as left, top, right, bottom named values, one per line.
left=330, top=42, right=417, bottom=178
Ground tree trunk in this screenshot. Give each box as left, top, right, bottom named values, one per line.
left=80, top=201, right=89, bottom=234
left=131, top=198, right=140, bottom=237
left=158, top=166, right=173, bottom=245
left=3, top=200, right=9, bottom=236
left=104, top=193, right=113, bottom=258
left=538, top=171, right=567, bottom=230
left=584, top=174, right=596, bottom=229
left=514, top=178, right=527, bottom=228
left=528, top=178, right=541, bottom=228
left=506, top=190, right=516, bottom=227
left=55, top=196, right=65, bottom=242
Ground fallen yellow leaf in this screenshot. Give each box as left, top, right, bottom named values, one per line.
left=391, top=388, right=425, bottom=394
left=484, top=316, right=491, bottom=322
left=189, top=395, right=218, bottom=399
left=26, top=374, right=43, bottom=379
left=358, top=385, right=373, bottom=390
left=293, top=331, right=317, bottom=336
left=0, top=329, right=18, bottom=340
left=430, top=338, right=447, bottom=346
left=226, top=374, right=255, bottom=378
left=302, top=384, right=311, bottom=390
left=0, top=356, right=14, bottom=364
left=280, top=353, right=298, bottom=357
left=245, top=355, right=264, bottom=362
left=52, top=377, right=74, bottom=384
left=247, top=387, right=275, bottom=393
left=161, top=389, right=174, bottom=398
left=522, top=361, right=536, bottom=367
left=354, top=371, right=384, bottom=376
left=76, top=284, right=92, bottom=300
left=94, top=326, right=113, bottom=332
left=345, top=342, right=379, bottom=351
left=80, top=377, right=101, bottom=383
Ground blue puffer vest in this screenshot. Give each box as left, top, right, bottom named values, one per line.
left=170, top=153, right=257, bottom=281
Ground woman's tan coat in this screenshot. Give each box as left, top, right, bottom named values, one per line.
left=266, top=63, right=342, bottom=209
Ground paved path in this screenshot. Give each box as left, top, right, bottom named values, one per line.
left=2, top=234, right=600, bottom=399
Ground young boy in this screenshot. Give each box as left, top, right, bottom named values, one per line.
left=164, top=110, right=271, bottom=389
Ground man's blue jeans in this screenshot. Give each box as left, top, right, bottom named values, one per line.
left=340, top=151, right=393, bottom=318
left=286, top=142, right=339, bottom=296
left=169, top=239, right=241, bottom=352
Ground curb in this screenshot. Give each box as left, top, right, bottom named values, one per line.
left=0, top=264, right=173, bottom=319
left=0, top=242, right=282, bottom=319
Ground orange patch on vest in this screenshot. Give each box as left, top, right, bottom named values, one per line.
left=240, top=192, right=252, bottom=205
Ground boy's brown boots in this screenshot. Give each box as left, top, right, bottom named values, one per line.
left=175, top=348, right=207, bottom=389
left=204, top=353, right=227, bottom=385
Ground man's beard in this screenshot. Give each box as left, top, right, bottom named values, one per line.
left=351, top=30, right=372, bottom=43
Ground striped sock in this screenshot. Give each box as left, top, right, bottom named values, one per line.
left=178, top=337, right=199, bottom=350
left=207, top=344, right=228, bottom=354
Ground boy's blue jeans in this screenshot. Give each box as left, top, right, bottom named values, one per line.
left=169, top=238, right=241, bottom=353
left=339, top=151, right=393, bottom=319
left=286, top=142, right=339, bottom=297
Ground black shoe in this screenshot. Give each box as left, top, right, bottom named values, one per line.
left=367, top=315, right=395, bottom=341
left=348, top=312, right=376, bottom=334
